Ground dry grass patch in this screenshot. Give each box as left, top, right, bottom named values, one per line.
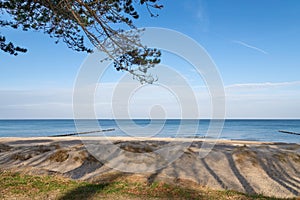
left=234, top=146, right=259, bottom=167
left=49, top=149, right=69, bottom=162
left=0, top=143, right=12, bottom=152
left=11, top=152, right=32, bottom=161
left=118, top=142, right=154, bottom=153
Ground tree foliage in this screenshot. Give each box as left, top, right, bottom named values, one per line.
left=0, top=0, right=163, bottom=83
left=0, top=35, right=27, bottom=55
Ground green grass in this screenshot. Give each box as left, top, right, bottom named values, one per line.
left=0, top=171, right=296, bottom=200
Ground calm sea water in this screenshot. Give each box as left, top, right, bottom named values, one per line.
left=0, top=119, right=299, bottom=143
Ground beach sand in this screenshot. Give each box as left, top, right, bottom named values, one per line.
left=0, top=137, right=299, bottom=198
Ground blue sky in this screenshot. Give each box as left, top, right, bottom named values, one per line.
left=0, top=0, right=300, bottom=119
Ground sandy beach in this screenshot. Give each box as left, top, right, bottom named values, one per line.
left=0, top=137, right=299, bottom=198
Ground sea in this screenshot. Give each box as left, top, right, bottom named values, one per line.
left=0, top=119, right=299, bottom=143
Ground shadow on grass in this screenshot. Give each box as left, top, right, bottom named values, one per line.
left=58, top=183, right=109, bottom=200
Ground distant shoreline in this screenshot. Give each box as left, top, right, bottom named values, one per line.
left=1, top=118, right=300, bottom=120
left=0, top=136, right=298, bottom=145
left=0, top=136, right=299, bottom=145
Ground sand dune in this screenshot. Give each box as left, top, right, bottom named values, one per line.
left=0, top=137, right=299, bottom=198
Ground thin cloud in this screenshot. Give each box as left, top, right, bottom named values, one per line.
left=233, top=40, right=268, bottom=55
left=226, top=81, right=300, bottom=89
